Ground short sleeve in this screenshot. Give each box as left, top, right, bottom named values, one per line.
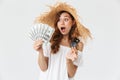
left=73, top=50, right=83, bottom=67
left=42, top=42, right=51, bottom=57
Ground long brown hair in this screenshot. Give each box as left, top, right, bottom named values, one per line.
left=50, top=11, right=81, bottom=54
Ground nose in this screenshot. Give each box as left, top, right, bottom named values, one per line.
left=60, top=20, right=64, bottom=25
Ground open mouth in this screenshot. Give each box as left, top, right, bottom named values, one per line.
left=61, top=27, right=65, bottom=31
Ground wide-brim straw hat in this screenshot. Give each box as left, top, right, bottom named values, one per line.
left=35, top=2, right=91, bottom=42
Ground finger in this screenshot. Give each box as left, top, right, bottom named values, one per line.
left=35, top=40, right=43, bottom=46
left=34, top=45, right=39, bottom=50
left=71, top=47, right=74, bottom=53
left=72, top=47, right=78, bottom=55
left=71, top=52, right=77, bottom=58
left=66, top=52, right=73, bottom=59
left=33, top=42, right=42, bottom=50
left=73, top=47, right=77, bottom=51
left=66, top=52, right=77, bottom=61
left=71, top=55, right=77, bottom=61
left=71, top=48, right=75, bottom=54
left=71, top=57, right=74, bottom=61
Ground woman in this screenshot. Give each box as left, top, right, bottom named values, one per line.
left=33, top=2, right=91, bottom=80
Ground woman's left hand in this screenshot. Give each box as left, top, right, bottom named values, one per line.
left=66, top=47, right=78, bottom=61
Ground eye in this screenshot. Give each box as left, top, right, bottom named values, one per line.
left=64, top=18, right=69, bottom=21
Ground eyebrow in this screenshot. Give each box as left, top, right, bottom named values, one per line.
left=59, top=14, right=72, bottom=19
left=64, top=16, right=70, bottom=18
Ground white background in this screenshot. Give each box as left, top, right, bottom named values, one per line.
left=0, top=0, right=120, bottom=80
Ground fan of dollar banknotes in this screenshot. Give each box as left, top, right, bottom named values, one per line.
left=28, top=23, right=55, bottom=43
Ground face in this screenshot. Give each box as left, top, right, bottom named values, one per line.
left=57, top=12, right=74, bottom=36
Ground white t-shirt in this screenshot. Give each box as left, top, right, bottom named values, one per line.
left=39, top=42, right=82, bottom=80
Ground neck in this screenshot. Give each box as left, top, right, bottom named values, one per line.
left=62, top=35, right=69, bottom=41
left=61, top=35, right=70, bottom=46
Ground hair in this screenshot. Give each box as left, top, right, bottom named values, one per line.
left=50, top=11, right=81, bottom=54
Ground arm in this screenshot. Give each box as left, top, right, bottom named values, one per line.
left=66, top=42, right=84, bottom=78
left=38, top=48, right=48, bottom=71
left=66, top=59, right=77, bottom=78
left=33, top=40, right=48, bottom=71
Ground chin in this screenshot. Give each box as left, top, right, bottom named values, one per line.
left=61, top=33, right=68, bottom=36
left=60, top=31, right=69, bottom=36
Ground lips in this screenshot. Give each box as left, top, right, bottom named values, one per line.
left=60, top=27, right=66, bottom=32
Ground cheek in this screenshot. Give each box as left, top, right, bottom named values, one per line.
left=57, top=26, right=60, bottom=31
left=66, top=25, right=72, bottom=32
left=66, top=22, right=73, bottom=29
left=65, top=20, right=73, bottom=26
left=67, top=23, right=74, bottom=32
left=57, top=23, right=60, bottom=29
left=67, top=26, right=72, bottom=32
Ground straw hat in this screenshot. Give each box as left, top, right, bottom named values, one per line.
left=35, top=2, right=91, bottom=42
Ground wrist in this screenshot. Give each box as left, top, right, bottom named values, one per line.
left=38, top=47, right=43, bottom=54
left=66, top=59, right=72, bottom=63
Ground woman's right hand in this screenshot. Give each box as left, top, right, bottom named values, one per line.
left=33, top=39, right=44, bottom=51
left=34, top=39, right=48, bottom=71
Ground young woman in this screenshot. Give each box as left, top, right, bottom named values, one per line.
left=33, top=2, right=91, bottom=80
